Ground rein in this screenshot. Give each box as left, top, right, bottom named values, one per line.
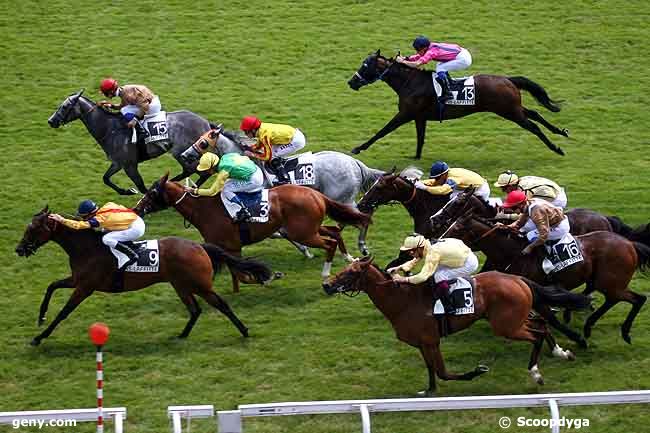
left=402, top=183, right=417, bottom=205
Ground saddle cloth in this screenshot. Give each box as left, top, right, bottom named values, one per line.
left=433, top=75, right=476, bottom=106
left=221, top=189, right=270, bottom=223
left=433, top=277, right=475, bottom=315
left=542, top=233, right=584, bottom=274
left=281, top=152, right=316, bottom=186
left=143, top=111, right=170, bottom=147
left=110, top=240, right=159, bottom=272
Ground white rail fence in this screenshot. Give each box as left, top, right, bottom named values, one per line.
left=0, top=407, right=126, bottom=432
left=169, top=390, right=650, bottom=433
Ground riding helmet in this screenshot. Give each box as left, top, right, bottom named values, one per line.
left=494, top=171, right=519, bottom=187
left=197, top=153, right=220, bottom=172
left=400, top=234, right=426, bottom=251
left=100, top=78, right=118, bottom=96
left=502, top=190, right=527, bottom=208
left=240, top=116, right=262, bottom=132
left=429, top=161, right=449, bottom=178
left=77, top=199, right=99, bottom=217
left=412, top=36, right=431, bottom=51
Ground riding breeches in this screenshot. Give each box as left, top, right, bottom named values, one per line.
left=450, top=181, right=491, bottom=201
left=102, top=217, right=146, bottom=248
left=551, top=188, right=567, bottom=209
left=222, top=169, right=264, bottom=208
left=522, top=217, right=570, bottom=242
left=434, top=48, right=472, bottom=73
left=120, top=96, right=162, bottom=117
left=434, top=251, right=479, bottom=283
left=272, top=129, right=306, bottom=158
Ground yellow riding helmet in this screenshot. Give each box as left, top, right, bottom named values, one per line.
left=197, top=153, right=220, bottom=172
left=400, top=234, right=427, bottom=251
left=494, top=170, right=519, bottom=187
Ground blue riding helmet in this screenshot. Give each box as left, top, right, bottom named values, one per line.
left=77, top=199, right=99, bottom=217
left=429, top=161, right=449, bottom=178
left=413, top=36, right=431, bottom=51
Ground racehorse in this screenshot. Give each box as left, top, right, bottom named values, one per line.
left=15, top=206, right=272, bottom=346
left=47, top=90, right=232, bottom=195
left=348, top=51, right=568, bottom=159
left=134, top=174, right=372, bottom=292
left=323, top=256, right=589, bottom=394
left=434, top=210, right=650, bottom=344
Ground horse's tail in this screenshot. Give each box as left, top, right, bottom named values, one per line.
left=607, top=215, right=650, bottom=247
left=522, top=277, right=591, bottom=311
left=201, top=243, right=272, bottom=283
left=633, top=242, right=650, bottom=272
left=507, top=76, right=562, bottom=112
left=323, top=196, right=372, bottom=228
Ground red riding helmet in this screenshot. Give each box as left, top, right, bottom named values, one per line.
left=502, top=190, right=528, bottom=208
left=100, top=78, right=118, bottom=96
left=240, top=116, right=261, bottom=132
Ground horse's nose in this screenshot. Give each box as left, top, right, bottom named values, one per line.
left=322, top=282, right=333, bottom=295
left=47, top=117, right=57, bottom=128
left=347, top=80, right=359, bottom=91
left=15, top=245, right=25, bottom=256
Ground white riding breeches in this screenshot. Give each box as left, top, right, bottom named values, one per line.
left=272, top=129, right=306, bottom=157
left=102, top=217, right=146, bottom=248
left=434, top=252, right=479, bottom=283
left=450, top=181, right=491, bottom=201
left=523, top=217, right=570, bottom=242
left=221, top=168, right=264, bottom=214
left=435, top=49, right=472, bottom=73
left=120, top=95, right=162, bottom=117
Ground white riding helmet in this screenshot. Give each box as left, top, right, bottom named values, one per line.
left=494, top=170, right=519, bottom=187
left=400, top=234, right=427, bottom=251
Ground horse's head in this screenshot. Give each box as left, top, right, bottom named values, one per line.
left=357, top=169, right=415, bottom=213
left=48, top=89, right=85, bottom=128
left=348, top=50, right=394, bottom=90
left=134, top=174, right=172, bottom=216
left=323, top=255, right=375, bottom=296
left=429, top=187, right=477, bottom=236
left=16, top=206, right=56, bottom=257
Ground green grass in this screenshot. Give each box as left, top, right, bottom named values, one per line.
left=2, top=0, right=650, bottom=432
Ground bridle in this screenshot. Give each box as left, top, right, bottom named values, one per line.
left=20, top=216, right=56, bottom=255
left=354, top=57, right=395, bottom=86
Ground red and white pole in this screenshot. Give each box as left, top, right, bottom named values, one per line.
left=89, top=323, right=110, bottom=433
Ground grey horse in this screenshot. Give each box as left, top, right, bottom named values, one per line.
left=182, top=132, right=385, bottom=255
left=48, top=89, right=226, bottom=195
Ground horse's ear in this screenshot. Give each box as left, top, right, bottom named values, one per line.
left=160, top=172, right=169, bottom=185
left=41, top=204, right=49, bottom=214
left=360, top=255, right=374, bottom=265
left=390, top=166, right=396, bottom=174
left=376, top=49, right=381, bottom=56
left=76, top=88, right=85, bottom=97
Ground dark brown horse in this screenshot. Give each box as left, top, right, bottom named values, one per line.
left=134, top=174, right=371, bottom=292
left=15, top=207, right=273, bottom=346
left=348, top=51, right=568, bottom=159
left=323, top=257, right=589, bottom=394
left=437, top=211, right=649, bottom=344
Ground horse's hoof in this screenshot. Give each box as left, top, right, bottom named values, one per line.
left=566, top=350, right=576, bottom=361
left=577, top=338, right=588, bottom=349
left=38, top=317, right=46, bottom=327
left=351, top=147, right=362, bottom=154
left=622, top=332, right=632, bottom=344
left=241, top=328, right=249, bottom=338
left=476, top=364, right=490, bottom=374
left=556, top=147, right=565, bottom=156
left=583, top=326, right=592, bottom=339
left=360, top=248, right=369, bottom=257
left=416, top=389, right=435, bottom=397
left=273, top=271, right=284, bottom=279
left=562, top=128, right=569, bottom=137
left=536, top=377, right=545, bottom=386
left=30, top=338, right=41, bottom=346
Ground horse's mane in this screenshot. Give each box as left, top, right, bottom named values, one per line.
left=78, top=95, right=123, bottom=119
left=400, top=166, right=423, bottom=180
left=472, top=214, right=528, bottom=246
left=370, top=262, right=392, bottom=280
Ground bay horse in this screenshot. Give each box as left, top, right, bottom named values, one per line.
left=47, top=89, right=236, bottom=195
left=15, top=207, right=272, bottom=346
left=436, top=210, right=650, bottom=344
left=323, top=256, right=589, bottom=395
left=348, top=51, right=568, bottom=159
left=133, top=174, right=372, bottom=292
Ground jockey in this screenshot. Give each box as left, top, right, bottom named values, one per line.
left=494, top=170, right=567, bottom=209
left=98, top=77, right=162, bottom=131
left=501, top=190, right=570, bottom=255
left=48, top=200, right=145, bottom=270
left=396, top=36, right=472, bottom=103
left=239, top=116, right=306, bottom=185
left=387, top=234, right=479, bottom=314
left=415, top=161, right=490, bottom=201
left=188, top=152, right=264, bottom=223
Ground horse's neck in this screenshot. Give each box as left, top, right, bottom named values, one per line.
left=363, top=268, right=420, bottom=318
left=78, top=98, right=125, bottom=147
left=216, top=134, right=242, bottom=155
left=477, top=229, right=529, bottom=267
left=174, top=190, right=226, bottom=231
left=404, top=191, right=446, bottom=235
left=384, top=66, right=428, bottom=95
left=52, top=226, right=103, bottom=259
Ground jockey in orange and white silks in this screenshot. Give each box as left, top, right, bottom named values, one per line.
left=98, top=78, right=162, bottom=129
left=48, top=200, right=145, bottom=269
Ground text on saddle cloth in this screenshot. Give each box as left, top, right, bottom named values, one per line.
left=542, top=233, right=584, bottom=274
left=221, top=189, right=271, bottom=223
left=433, top=277, right=475, bottom=315
left=111, top=240, right=160, bottom=272
left=433, top=76, right=476, bottom=106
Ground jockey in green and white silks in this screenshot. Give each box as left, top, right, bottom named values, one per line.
left=190, top=152, right=264, bottom=223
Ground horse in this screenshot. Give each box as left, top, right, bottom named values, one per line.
left=15, top=206, right=273, bottom=346
left=323, top=256, right=589, bottom=395
left=133, top=174, right=372, bottom=292
left=47, top=89, right=235, bottom=195
left=435, top=210, right=650, bottom=344
left=348, top=51, right=568, bottom=159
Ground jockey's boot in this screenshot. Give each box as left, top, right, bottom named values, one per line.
left=135, top=121, right=149, bottom=141
left=435, top=71, right=453, bottom=103
left=433, top=279, right=455, bottom=314
left=269, top=157, right=290, bottom=185
left=114, top=242, right=138, bottom=270
left=234, top=206, right=252, bottom=223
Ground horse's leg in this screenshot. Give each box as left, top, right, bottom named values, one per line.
left=320, top=225, right=354, bottom=262
left=170, top=167, right=197, bottom=183
left=524, top=108, right=569, bottom=137
left=418, top=345, right=438, bottom=395
left=351, top=112, right=412, bottom=154
left=296, top=232, right=338, bottom=279
left=619, top=291, right=647, bottom=344
left=31, top=288, right=91, bottom=346
left=536, top=304, right=587, bottom=348
left=197, top=291, right=249, bottom=337
left=428, top=341, right=489, bottom=382
left=515, top=116, right=565, bottom=156
left=278, top=229, right=313, bottom=259
left=414, top=116, right=427, bottom=160
left=122, top=163, right=148, bottom=194
left=171, top=284, right=202, bottom=338
left=229, top=266, right=241, bottom=293
left=527, top=331, right=546, bottom=385
left=103, top=162, right=136, bottom=195
left=583, top=298, right=616, bottom=339
left=38, top=276, right=74, bottom=326
left=357, top=224, right=370, bottom=256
